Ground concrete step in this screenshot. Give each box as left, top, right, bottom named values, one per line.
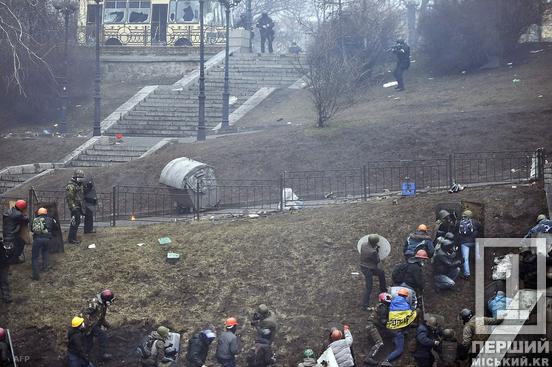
left=103, top=128, right=198, bottom=137
left=125, top=113, right=222, bottom=120
left=76, top=154, right=139, bottom=162
left=84, top=149, right=145, bottom=157
left=69, top=160, right=115, bottom=167
left=90, top=144, right=150, bottom=152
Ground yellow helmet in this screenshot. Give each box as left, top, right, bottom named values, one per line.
left=71, top=316, right=84, bottom=328
left=37, top=207, right=48, bottom=215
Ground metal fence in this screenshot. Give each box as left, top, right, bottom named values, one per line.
left=0, top=149, right=546, bottom=226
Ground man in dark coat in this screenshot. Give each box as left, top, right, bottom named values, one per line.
left=256, top=12, right=274, bottom=53
left=66, top=169, right=85, bottom=244
left=433, top=240, right=462, bottom=291
left=31, top=207, right=57, bottom=281
left=2, top=199, right=28, bottom=264
left=391, top=39, right=410, bottom=91
left=0, top=238, right=15, bottom=304
left=360, top=234, right=387, bottom=310
left=404, top=224, right=434, bottom=259
left=68, top=316, right=92, bottom=367
left=413, top=317, right=441, bottom=367
left=246, top=329, right=276, bottom=367
left=83, top=177, right=97, bottom=234
left=402, top=250, right=429, bottom=295
left=187, top=329, right=216, bottom=367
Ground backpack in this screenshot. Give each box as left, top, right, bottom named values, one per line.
left=391, top=263, right=409, bottom=285
left=246, top=344, right=265, bottom=367
left=136, top=334, right=155, bottom=359
left=32, top=217, right=48, bottom=235
left=458, top=218, right=474, bottom=236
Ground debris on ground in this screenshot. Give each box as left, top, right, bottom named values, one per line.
left=512, top=78, right=521, bottom=84
left=88, top=244, right=96, bottom=249
left=166, top=252, right=180, bottom=264
left=158, top=237, right=172, bottom=245
left=383, top=81, right=398, bottom=88
left=530, top=49, right=544, bottom=54
left=136, top=243, right=145, bottom=247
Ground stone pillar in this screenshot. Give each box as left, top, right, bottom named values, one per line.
left=230, top=28, right=250, bottom=51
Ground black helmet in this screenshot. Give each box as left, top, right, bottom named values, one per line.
left=438, top=210, right=450, bottom=220
left=441, top=239, right=454, bottom=250
left=459, top=308, right=473, bottom=323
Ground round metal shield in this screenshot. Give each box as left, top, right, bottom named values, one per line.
left=357, top=234, right=391, bottom=260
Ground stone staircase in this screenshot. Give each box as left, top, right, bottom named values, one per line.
left=66, top=137, right=161, bottom=168
left=104, top=52, right=303, bottom=137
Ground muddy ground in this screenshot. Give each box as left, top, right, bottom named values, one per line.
left=0, top=184, right=546, bottom=366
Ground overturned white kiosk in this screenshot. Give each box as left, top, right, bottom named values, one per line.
left=159, top=157, right=218, bottom=213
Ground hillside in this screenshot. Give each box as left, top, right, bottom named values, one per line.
left=0, top=185, right=546, bottom=366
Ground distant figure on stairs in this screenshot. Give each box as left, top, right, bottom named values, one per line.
left=256, top=12, right=275, bottom=54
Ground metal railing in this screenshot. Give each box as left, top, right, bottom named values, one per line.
left=0, top=149, right=545, bottom=227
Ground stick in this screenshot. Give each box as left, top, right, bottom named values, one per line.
left=7, top=329, right=17, bottom=367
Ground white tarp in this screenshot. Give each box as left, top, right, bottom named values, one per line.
left=282, top=187, right=304, bottom=210
left=159, top=157, right=216, bottom=191
left=317, top=347, right=338, bottom=367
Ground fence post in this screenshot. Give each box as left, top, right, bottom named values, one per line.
left=195, top=181, right=200, bottom=221
left=448, top=154, right=454, bottom=187
left=279, top=173, right=285, bottom=211
left=362, top=165, right=367, bottom=201
left=144, top=26, right=147, bottom=46
left=111, top=185, right=117, bottom=227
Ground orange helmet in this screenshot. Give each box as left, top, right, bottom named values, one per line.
left=330, top=329, right=343, bottom=341
left=417, top=224, right=428, bottom=232
left=225, top=317, right=238, bottom=328
left=398, top=288, right=410, bottom=297
left=415, top=249, right=429, bottom=259
left=15, top=200, right=27, bottom=211
left=37, top=207, right=48, bottom=215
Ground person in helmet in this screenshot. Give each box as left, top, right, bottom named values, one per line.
left=246, top=328, right=276, bottom=367
left=187, top=329, right=216, bottom=367
left=437, top=329, right=459, bottom=367
left=30, top=207, right=57, bottom=281
left=251, top=304, right=278, bottom=342
left=66, top=169, right=85, bottom=244
left=390, top=39, right=410, bottom=91
left=67, top=316, right=92, bottom=367
left=432, top=239, right=462, bottom=291
left=434, top=210, right=456, bottom=241
left=81, top=289, right=115, bottom=360
left=256, top=11, right=275, bottom=53
left=413, top=317, right=441, bottom=367
left=2, top=199, right=29, bottom=265
left=364, top=292, right=392, bottom=365
left=524, top=214, right=552, bottom=239
left=216, top=317, right=240, bottom=367
left=459, top=308, right=502, bottom=357
left=326, top=325, right=353, bottom=367
left=360, top=234, right=388, bottom=310
left=404, top=225, right=434, bottom=259
left=0, top=327, right=12, bottom=366
left=382, top=289, right=417, bottom=366
left=139, top=326, right=176, bottom=367
left=298, top=348, right=318, bottom=367
left=82, top=176, right=97, bottom=234
left=402, top=249, right=428, bottom=295
left=456, top=210, right=482, bottom=279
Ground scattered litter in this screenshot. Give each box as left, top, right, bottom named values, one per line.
left=282, top=188, right=304, bottom=210
left=351, top=272, right=360, bottom=279
left=507, top=62, right=513, bottom=66
left=209, top=215, right=215, bottom=220
left=42, top=129, right=51, bottom=135
left=530, top=49, right=544, bottom=54
left=512, top=185, right=517, bottom=189
left=411, top=60, right=416, bottom=63
left=393, top=97, right=400, bottom=100
left=287, top=121, right=292, bottom=125
left=53, top=123, right=58, bottom=127
left=461, top=70, right=467, bottom=74
left=88, top=244, right=96, bottom=249
left=511, top=168, right=516, bottom=173
left=392, top=199, right=399, bottom=205
left=248, top=214, right=260, bottom=218
left=158, top=237, right=172, bottom=245
left=324, top=192, right=335, bottom=199
left=277, top=117, right=284, bottom=122
left=512, top=78, right=521, bottom=84
left=75, top=104, right=82, bottom=108
left=538, top=94, right=543, bottom=98
left=166, top=252, right=181, bottom=264
left=136, top=243, right=145, bottom=247
left=229, top=96, right=238, bottom=105
left=383, top=81, right=398, bottom=88
left=171, top=87, right=183, bottom=92
left=427, top=77, right=434, bottom=80
left=449, top=183, right=465, bottom=193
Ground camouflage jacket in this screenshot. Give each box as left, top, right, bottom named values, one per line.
left=461, top=316, right=502, bottom=348
left=65, top=180, right=84, bottom=211
left=81, top=294, right=110, bottom=333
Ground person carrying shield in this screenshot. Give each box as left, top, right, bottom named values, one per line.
left=360, top=234, right=388, bottom=310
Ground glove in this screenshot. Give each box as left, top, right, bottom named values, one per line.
left=434, top=340, right=440, bottom=347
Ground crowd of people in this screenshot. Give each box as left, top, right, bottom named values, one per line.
left=1, top=179, right=551, bottom=366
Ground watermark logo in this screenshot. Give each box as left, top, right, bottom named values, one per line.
left=475, top=238, right=547, bottom=335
